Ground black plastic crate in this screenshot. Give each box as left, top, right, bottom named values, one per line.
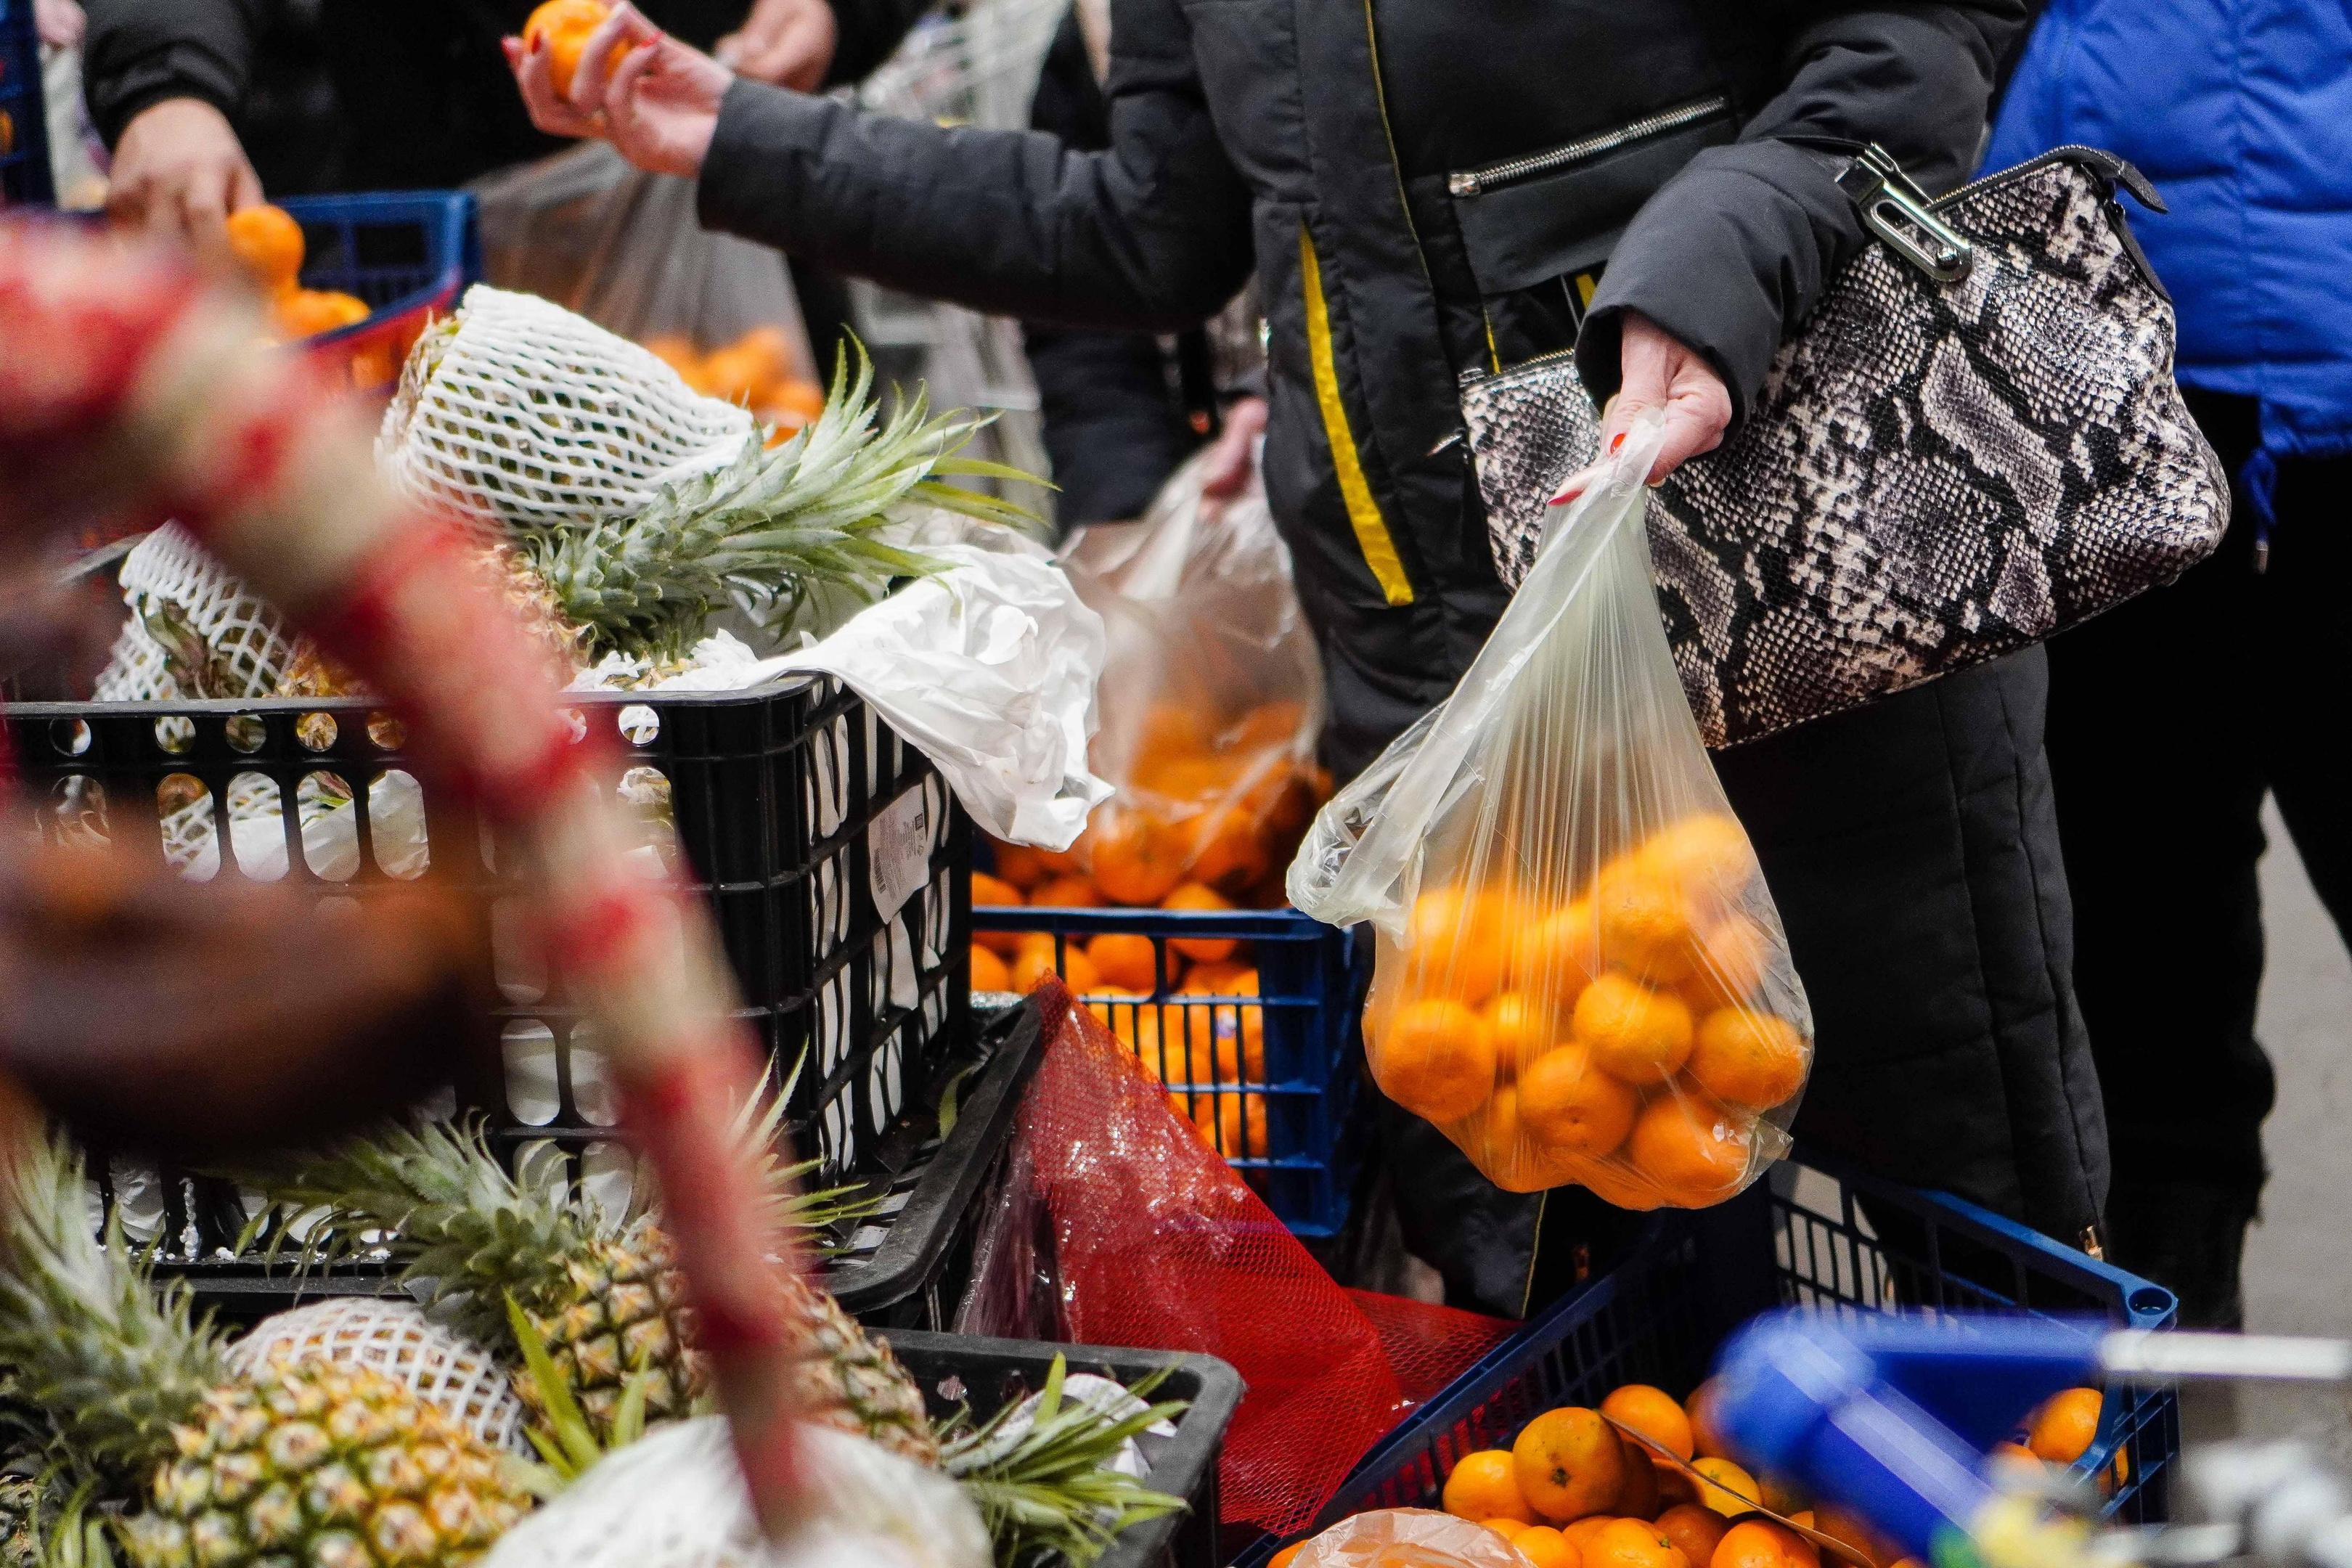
left=3, top=676, right=970, bottom=1223
left=889, top=1329, right=1243, bottom=1568
left=1, top=0, right=54, bottom=209
left=150, top=997, right=1045, bottom=1334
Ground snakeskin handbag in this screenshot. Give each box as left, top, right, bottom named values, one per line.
left=1463, top=144, right=2229, bottom=749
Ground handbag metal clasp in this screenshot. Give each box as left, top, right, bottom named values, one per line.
left=1839, top=144, right=1973, bottom=283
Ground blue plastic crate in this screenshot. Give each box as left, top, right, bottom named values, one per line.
left=1, top=0, right=57, bottom=208
left=1235, top=1154, right=2180, bottom=1564
left=970, top=904, right=1366, bottom=1237
left=278, top=191, right=478, bottom=326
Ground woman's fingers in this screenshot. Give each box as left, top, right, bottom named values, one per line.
left=510, top=33, right=597, bottom=136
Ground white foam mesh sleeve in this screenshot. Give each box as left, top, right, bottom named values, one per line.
left=228, top=1298, right=528, bottom=1455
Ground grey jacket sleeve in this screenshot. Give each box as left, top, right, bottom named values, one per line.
left=82, top=0, right=266, bottom=147
left=695, top=6, right=1254, bottom=333
left=1577, top=2, right=2033, bottom=424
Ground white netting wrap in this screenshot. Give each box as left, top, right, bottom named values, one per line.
left=377, top=285, right=755, bottom=531
left=92, top=523, right=306, bottom=701
left=226, top=1299, right=529, bottom=1455
left=481, top=1417, right=987, bottom=1568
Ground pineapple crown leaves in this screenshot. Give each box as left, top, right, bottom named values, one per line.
left=501, top=1297, right=654, bottom=1493
left=519, top=342, right=1047, bottom=661
left=936, top=1357, right=1189, bottom=1568
left=0, top=1134, right=227, bottom=1490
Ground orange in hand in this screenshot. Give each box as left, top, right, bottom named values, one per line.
left=1574, top=974, right=1695, bottom=1083
left=1445, top=1448, right=1538, bottom=1524
left=1601, top=1384, right=1696, bottom=1461
left=1368, top=996, right=1495, bottom=1123
left=523, top=0, right=621, bottom=96
left=224, top=204, right=304, bottom=290
left=1513, top=1408, right=1629, bottom=1523
left=1687, top=1009, right=1808, bottom=1109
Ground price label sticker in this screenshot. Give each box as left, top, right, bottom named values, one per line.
left=868, top=785, right=931, bottom=922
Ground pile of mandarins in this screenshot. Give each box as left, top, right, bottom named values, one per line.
left=641, top=327, right=827, bottom=434
left=1363, top=812, right=1810, bottom=1206
left=1269, top=1379, right=2115, bottom=1568
left=221, top=205, right=404, bottom=387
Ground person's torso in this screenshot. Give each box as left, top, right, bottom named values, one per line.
left=1985, top=0, right=2352, bottom=455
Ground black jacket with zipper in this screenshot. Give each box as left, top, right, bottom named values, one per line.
left=699, top=0, right=2032, bottom=772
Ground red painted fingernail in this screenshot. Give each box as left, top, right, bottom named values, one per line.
left=1609, top=432, right=1626, bottom=453
left=1548, top=489, right=1580, bottom=507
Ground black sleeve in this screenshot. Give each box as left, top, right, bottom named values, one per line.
left=822, top=0, right=939, bottom=88
left=695, top=0, right=1254, bottom=332
left=1576, top=2, right=2033, bottom=424
left=82, top=0, right=267, bottom=148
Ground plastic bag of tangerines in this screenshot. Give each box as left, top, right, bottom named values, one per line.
left=1290, top=420, right=1814, bottom=1208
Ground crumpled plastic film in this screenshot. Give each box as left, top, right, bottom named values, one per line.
left=1289, top=421, right=1813, bottom=1209
left=1294, top=1508, right=1534, bottom=1568
left=955, top=983, right=1512, bottom=1533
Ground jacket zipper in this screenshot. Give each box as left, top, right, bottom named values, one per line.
left=1447, top=96, right=1734, bottom=198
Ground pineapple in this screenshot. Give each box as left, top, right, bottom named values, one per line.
left=260, top=1119, right=937, bottom=1466
left=0, top=1134, right=533, bottom=1568
left=2, top=1472, right=42, bottom=1568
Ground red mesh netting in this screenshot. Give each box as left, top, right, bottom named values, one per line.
left=956, top=983, right=1514, bottom=1533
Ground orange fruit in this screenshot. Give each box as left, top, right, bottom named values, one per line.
left=642, top=333, right=700, bottom=375
left=1688, top=1010, right=1808, bottom=1110
left=1762, top=1479, right=1810, bottom=1518
left=2025, top=1387, right=2102, bottom=1464
left=1215, top=1090, right=1270, bottom=1156
left=1402, top=886, right=1514, bottom=1005
left=224, top=204, right=304, bottom=290
left=1135, top=754, right=1233, bottom=804
left=1711, top=1522, right=1810, bottom=1568
left=1179, top=962, right=1254, bottom=995
left=1519, top=1526, right=1581, bottom=1568
left=1601, top=1385, right=1696, bottom=1462
left=1514, top=1408, right=1629, bottom=1523
left=1518, top=1046, right=1638, bottom=1157
left=1585, top=1518, right=1684, bottom=1568
left=972, top=871, right=1024, bottom=907
left=759, top=377, right=827, bottom=428
left=1628, top=1098, right=1754, bottom=1205
left=1445, top=1449, right=1538, bottom=1524
left=1270, top=1546, right=1304, bottom=1568
left=1612, top=1452, right=1660, bottom=1518
left=1595, top=865, right=1702, bottom=983
left=274, top=288, right=369, bottom=338
left=1368, top=996, right=1496, bottom=1124
left=1226, top=701, right=1307, bottom=750
left=523, top=0, right=620, bottom=95
left=1485, top=1520, right=1534, bottom=1543
left=1638, top=814, right=1757, bottom=919
left=1089, top=809, right=1188, bottom=906
left=1688, top=1458, right=1760, bottom=1518
left=1030, top=873, right=1103, bottom=908
left=1164, top=882, right=1239, bottom=960
left=1574, top=975, right=1695, bottom=1083
left=1565, top=1518, right=1622, bottom=1554
left=1682, top=915, right=1770, bottom=1013
left=1508, top=898, right=1606, bottom=1009
left=988, top=842, right=1048, bottom=891
left=1686, top=1381, right=1729, bottom=1461
left=1011, top=931, right=1098, bottom=994
left=1807, top=1507, right=1885, bottom=1568
left=1089, top=931, right=1162, bottom=991
left=1188, top=804, right=1273, bottom=895
left=1487, top=991, right=1565, bottom=1077
left=969, top=945, right=1010, bottom=991
left=1129, top=702, right=1214, bottom=767
left=1656, top=1465, right=1700, bottom=1509
left=1657, top=1505, right=1729, bottom=1568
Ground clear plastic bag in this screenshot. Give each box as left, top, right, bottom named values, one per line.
left=1050, top=444, right=1330, bottom=909
left=470, top=143, right=820, bottom=426
left=1289, top=421, right=1813, bottom=1207
left=1294, top=1509, right=1532, bottom=1568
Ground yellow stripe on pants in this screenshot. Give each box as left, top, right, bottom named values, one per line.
left=1299, top=226, right=1414, bottom=606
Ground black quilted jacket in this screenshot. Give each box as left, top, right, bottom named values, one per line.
left=699, top=0, right=2031, bottom=769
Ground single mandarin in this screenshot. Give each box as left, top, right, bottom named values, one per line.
left=1270, top=1545, right=1304, bottom=1568
left=1628, top=1098, right=1754, bottom=1205
left=1596, top=869, right=1702, bottom=984
left=1188, top=804, right=1272, bottom=894
left=1519, top=1526, right=1582, bottom=1568
left=2025, top=1387, right=2103, bottom=1465
left=224, top=203, right=304, bottom=289
left=1090, top=809, right=1188, bottom=906
left=1687, top=1009, right=1808, bottom=1109
left=969, top=944, right=1010, bottom=991
left=1088, top=931, right=1162, bottom=992
left=1686, top=1381, right=1729, bottom=1460
left=1613, top=1453, right=1660, bottom=1518
left=1179, top=961, right=1254, bottom=995
left=1485, top=1519, right=1534, bottom=1543
left=1215, top=1090, right=1269, bottom=1157
left=1164, top=881, right=1240, bottom=960
left=521, top=0, right=619, bottom=95
left=1032, top=872, right=1106, bottom=908
left=1445, top=1448, right=1538, bottom=1524
left=1638, top=814, right=1758, bottom=916
left=1575, top=974, right=1696, bottom=1083
left=1681, top=914, right=1771, bottom=1013
left=1369, top=996, right=1497, bottom=1123
left=1601, top=1384, right=1697, bottom=1462
left=1514, top=1408, right=1629, bottom=1523
left=1585, top=1518, right=1685, bottom=1568
left=1712, top=1522, right=1800, bottom=1568
left=989, top=841, right=1049, bottom=889
left=1565, top=1518, right=1622, bottom=1554
left=1688, top=1458, right=1761, bottom=1518
left=971, top=871, right=1024, bottom=907
left=1519, top=1046, right=1639, bottom=1158
left=1657, top=1505, right=1730, bottom=1568
left=1487, top=990, right=1565, bottom=1077
left=1509, top=898, right=1606, bottom=1010
left=274, top=288, right=369, bottom=338
left=1561, top=1152, right=1667, bottom=1212
left=1404, top=886, right=1513, bottom=1005
left=1808, top=1507, right=1886, bottom=1568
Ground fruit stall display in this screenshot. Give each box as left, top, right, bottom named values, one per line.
left=1238, top=1155, right=2182, bottom=1567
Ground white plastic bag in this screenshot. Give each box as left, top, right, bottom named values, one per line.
left=1289, top=420, right=1813, bottom=1207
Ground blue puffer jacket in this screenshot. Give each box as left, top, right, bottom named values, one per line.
left=1985, top=0, right=2352, bottom=518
